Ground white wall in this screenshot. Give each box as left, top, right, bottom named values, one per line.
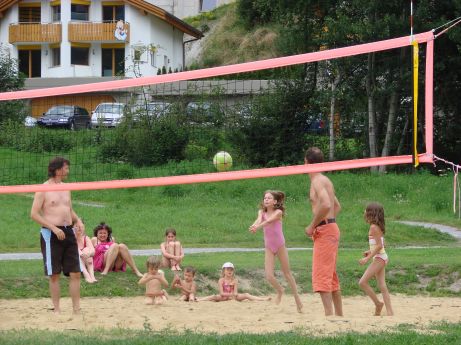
left=0, top=0, right=186, bottom=78
left=148, top=0, right=200, bottom=19
left=0, top=6, right=17, bottom=59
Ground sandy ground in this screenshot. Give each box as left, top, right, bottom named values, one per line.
left=1, top=294, right=460, bottom=335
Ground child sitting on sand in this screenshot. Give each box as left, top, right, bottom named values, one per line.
left=171, top=266, right=197, bottom=302
left=198, top=262, right=271, bottom=302
left=138, top=256, right=169, bottom=305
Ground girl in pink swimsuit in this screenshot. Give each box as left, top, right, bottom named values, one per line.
left=249, top=190, right=303, bottom=313
left=358, top=202, right=394, bottom=316
left=198, top=262, right=270, bottom=302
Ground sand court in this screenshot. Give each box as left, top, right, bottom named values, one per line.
left=1, top=294, right=460, bottom=335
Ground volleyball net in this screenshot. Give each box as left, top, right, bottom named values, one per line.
left=0, top=31, right=435, bottom=194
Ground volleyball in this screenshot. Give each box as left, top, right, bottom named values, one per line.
left=213, top=151, right=233, bottom=172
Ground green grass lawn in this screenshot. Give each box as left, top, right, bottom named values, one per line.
left=0, top=172, right=458, bottom=252
left=1, top=323, right=461, bottom=345
left=0, top=171, right=460, bottom=342
left=1, top=248, right=460, bottom=299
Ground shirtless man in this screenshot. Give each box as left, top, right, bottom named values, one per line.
left=31, top=157, right=84, bottom=314
left=304, top=147, right=343, bottom=316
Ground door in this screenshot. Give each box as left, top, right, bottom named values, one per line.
left=18, top=49, right=41, bottom=78
left=101, top=48, right=125, bottom=76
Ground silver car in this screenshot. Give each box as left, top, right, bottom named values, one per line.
left=91, top=103, right=127, bottom=128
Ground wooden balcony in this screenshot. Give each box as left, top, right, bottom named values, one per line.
left=9, top=23, right=62, bottom=44
left=68, top=22, right=130, bottom=43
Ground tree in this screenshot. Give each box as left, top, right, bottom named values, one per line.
left=0, top=45, right=26, bottom=123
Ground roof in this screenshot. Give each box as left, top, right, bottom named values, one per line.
left=0, top=0, right=203, bottom=38
left=0, top=0, right=17, bottom=17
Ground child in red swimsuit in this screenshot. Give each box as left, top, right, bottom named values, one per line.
left=249, top=190, right=303, bottom=313
left=198, top=262, right=270, bottom=302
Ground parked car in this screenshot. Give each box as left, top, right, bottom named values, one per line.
left=24, top=116, right=37, bottom=128
left=146, top=102, right=171, bottom=118
left=37, top=105, right=90, bottom=130
left=91, top=102, right=127, bottom=128
left=131, top=102, right=171, bottom=120
left=186, top=101, right=223, bottom=126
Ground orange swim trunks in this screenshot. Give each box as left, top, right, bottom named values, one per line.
left=312, top=222, right=340, bottom=292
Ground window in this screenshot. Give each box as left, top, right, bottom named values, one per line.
left=101, top=48, right=125, bottom=76
left=51, top=5, right=61, bottom=22
left=18, top=49, right=41, bottom=78
left=163, top=55, right=168, bottom=69
left=19, top=6, right=41, bottom=22
left=71, top=4, right=89, bottom=21
left=133, top=48, right=143, bottom=62
left=102, top=5, right=125, bottom=22
left=71, top=47, right=89, bottom=65
left=51, top=47, right=60, bottom=67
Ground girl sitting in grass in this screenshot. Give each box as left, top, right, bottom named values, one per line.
left=160, top=228, right=184, bottom=271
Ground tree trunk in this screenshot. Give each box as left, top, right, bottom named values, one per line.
left=329, top=73, right=340, bottom=161
left=397, top=115, right=409, bottom=155
left=379, top=90, right=398, bottom=173
left=366, top=53, right=378, bottom=172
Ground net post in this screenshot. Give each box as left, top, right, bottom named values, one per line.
left=425, top=37, right=434, bottom=156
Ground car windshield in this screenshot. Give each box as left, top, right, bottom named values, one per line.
left=96, top=104, right=124, bottom=114
left=45, top=106, right=74, bottom=116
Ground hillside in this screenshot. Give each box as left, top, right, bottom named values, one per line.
left=184, top=3, right=279, bottom=68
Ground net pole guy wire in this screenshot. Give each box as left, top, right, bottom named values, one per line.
left=0, top=31, right=435, bottom=194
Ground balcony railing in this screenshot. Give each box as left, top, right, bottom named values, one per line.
left=9, top=23, right=62, bottom=44
left=68, top=22, right=130, bottom=43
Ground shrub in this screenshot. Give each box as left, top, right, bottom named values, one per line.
left=97, top=117, right=189, bottom=167
left=0, top=120, right=72, bottom=153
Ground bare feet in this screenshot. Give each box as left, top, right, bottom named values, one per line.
left=374, top=301, right=384, bottom=316
left=275, top=288, right=284, bottom=305
left=294, top=295, right=303, bottom=313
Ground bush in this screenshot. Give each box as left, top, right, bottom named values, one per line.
left=97, top=117, right=189, bottom=167
left=0, top=120, right=72, bottom=153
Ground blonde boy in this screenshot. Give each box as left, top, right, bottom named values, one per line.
left=138, top=256, right=169, bottom=304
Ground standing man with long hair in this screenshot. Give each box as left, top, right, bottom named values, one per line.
left=31, top=157, right=84, bottom=314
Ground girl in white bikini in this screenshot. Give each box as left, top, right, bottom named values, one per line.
left=358, top=202, right=394, bottom=316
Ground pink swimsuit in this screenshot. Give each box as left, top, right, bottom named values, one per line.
left=262, top=213, right=285, bottom=254
left=93, top=241, right=126, bottom=272
left=222, top=280, right=234, bottom=294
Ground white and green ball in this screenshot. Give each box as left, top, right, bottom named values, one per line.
left=213, top=151, right=233, bottom=172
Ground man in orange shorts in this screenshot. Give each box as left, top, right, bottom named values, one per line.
left=304, top=147, right=343, bottom=316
